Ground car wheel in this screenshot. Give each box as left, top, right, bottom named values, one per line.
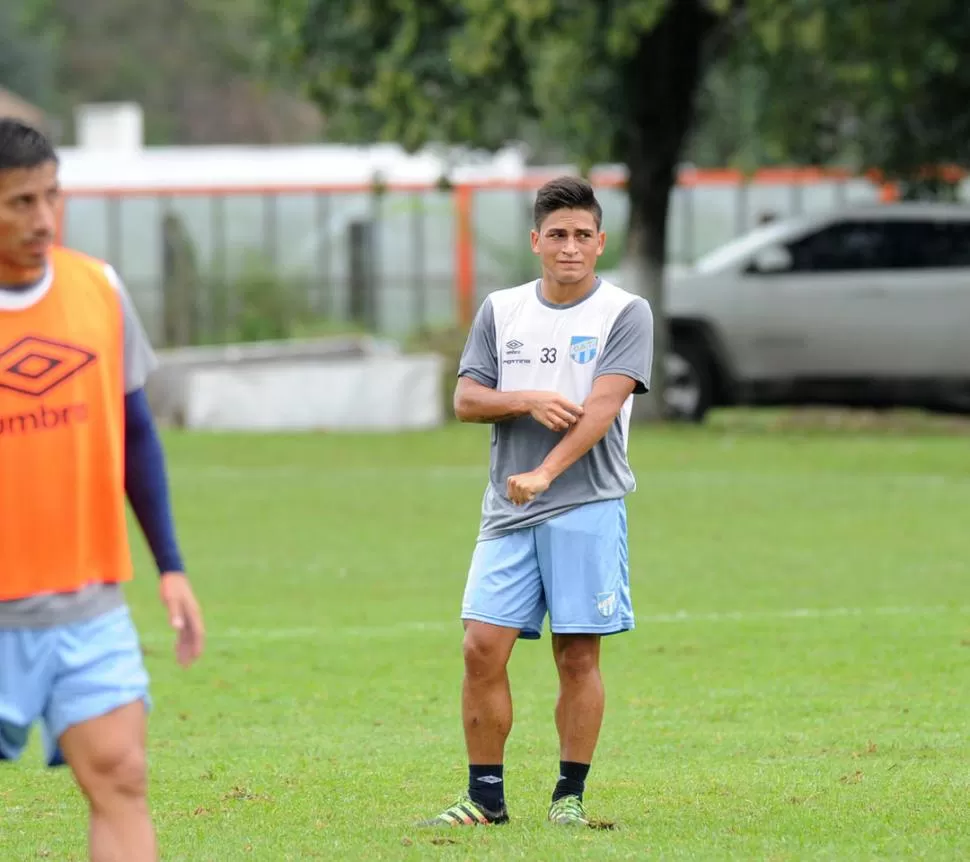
left=665, top=340, right=714, bottom=422
left=927, top=382, right=970, bottom=415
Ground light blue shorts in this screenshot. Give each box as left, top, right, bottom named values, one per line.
left=0, top=606, right=150, bottom=767
left=462, top=498, right=634, bottom=639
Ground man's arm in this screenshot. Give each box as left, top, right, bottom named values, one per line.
left=108, top=264, right=185, bottom=575
left=454, top=376, right=535, bottom=424
left=455, top=376, right=584, bottom=429
left=534, top=374, right=637, bottom=483
left=506, top=376, right=636, bottom=504
left=506, top=297, right=653, bottom=504
left=454, top=295, right=583, bottom=429
left=124, top=388, right=184, bottom=575
left=110, top=264, right=204, bottom=666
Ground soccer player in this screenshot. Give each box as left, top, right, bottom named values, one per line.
left=420, top=176, right=654, bottom=827
left=0, top=119, right=204, bottom=861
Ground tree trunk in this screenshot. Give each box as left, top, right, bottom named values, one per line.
left=621, top=0, right=724, bottom=421
left=622, top=173, right=669, bottom=421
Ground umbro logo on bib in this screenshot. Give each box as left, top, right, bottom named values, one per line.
left=0, top=336, right=97, bottom=397
left=569, top=336, right=598, bottom=365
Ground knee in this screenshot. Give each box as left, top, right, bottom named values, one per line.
left=462, top=630, right=509, bottom=680
left=555, top=640, right=600, bottom=684
left=79, top=745, right=148, bottom=806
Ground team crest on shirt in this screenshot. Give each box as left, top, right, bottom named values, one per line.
left=595, top=591, right=617, bottom=618
left=569, top=335, right=598, bottom=365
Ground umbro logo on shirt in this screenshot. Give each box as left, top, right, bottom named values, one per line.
left=503, top=338, right=532, bottom=365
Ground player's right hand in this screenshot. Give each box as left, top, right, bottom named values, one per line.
left=527, top=392, right=584, bottom=432
left=159, top=573, right=205, bottom=668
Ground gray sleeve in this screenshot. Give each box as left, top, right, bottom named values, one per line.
left=457, top=296, right=498, bottom=388
left=105, top=265, right=159, bottom=393
left=595, top=298, right=654, bottom=394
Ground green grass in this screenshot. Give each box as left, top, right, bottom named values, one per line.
left=2, top=410, right=969, bottom=860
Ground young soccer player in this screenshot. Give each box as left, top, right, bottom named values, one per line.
left=0, top=118, right=204, bottom=862
left=420, top=176, right=654, bottom=827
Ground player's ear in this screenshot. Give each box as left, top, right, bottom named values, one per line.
left=530, top=230, right=540, bottom=254
left=596, top=231, right=606, bottom=256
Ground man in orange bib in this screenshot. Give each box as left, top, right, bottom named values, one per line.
left=0, top=119, right=204, bottom=861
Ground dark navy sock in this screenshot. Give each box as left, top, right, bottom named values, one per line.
left=553, top=761, right=590, bottom=802
left=468, top=764, right=505, bottom=812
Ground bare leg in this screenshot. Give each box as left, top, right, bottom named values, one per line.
left=552, top=634, right=604, bottom=763
left=462, top=621, right=520, bottom=763
left=59, top=700, right=155, bottom=862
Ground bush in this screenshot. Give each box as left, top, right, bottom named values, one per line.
left=407, top=325, right=470, bottom=421
left=232, top=252, right=291, bottom=343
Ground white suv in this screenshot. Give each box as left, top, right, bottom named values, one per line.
left=638, top=203, right=970, bottom=421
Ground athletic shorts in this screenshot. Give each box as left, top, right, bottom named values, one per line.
left=0, top=605, right=150, bottom=767
left=461, top=498, right=634, bottom=639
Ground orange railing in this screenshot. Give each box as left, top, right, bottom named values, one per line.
left=58, top=166, right=905, bottom=332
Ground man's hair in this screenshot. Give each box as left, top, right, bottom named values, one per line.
left=0, top=119, right=58, bottom=172
left=533, top=175, right=602, bottom=230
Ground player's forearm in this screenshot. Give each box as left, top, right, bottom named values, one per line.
left=536, top=393, right=617, bottom=482
left=124, top=389, right=186, bottom=575
left=454, top=384, right=532, bottom=424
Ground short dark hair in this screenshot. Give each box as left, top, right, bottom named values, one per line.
left=0, top=119, right=58, bottom=172
left=533, top=176, right=602, bottom=230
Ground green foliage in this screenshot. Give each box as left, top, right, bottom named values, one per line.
left=18, top=0, right=319, bottom=144
left=0, top=0, right=54, bottom=106
left=205, top=260, right=358, bottom=346
left=269, top=0, right=686, bottom=164
left=161, top=242, right=354, bottom=348
left=232, top=251, right=292, bottom=343
left=272, top=0, right=970, bottom=186
left=701, top=0, right=970, bottom=186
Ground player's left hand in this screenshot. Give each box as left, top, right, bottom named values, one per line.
left=159, top=573, right=205, bottom=668
left=507, top=469, right=553, bottom=505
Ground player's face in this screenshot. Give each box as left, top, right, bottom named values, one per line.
left=0, top=161, right=60, bottom=278
left=531, top=208, right=605, bottom=286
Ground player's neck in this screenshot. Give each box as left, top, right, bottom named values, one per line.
left=0, top=261, right=44, bottom=289
left=539, top=273, right=598, bottom=307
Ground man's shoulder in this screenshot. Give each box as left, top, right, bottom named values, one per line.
left=596, top=278, right=650, bottom=315
left=486, top=280, right=536, bottom=309
left=52, top=247, right=119, bottom=290
left=52, top=245, right=106, bottom=272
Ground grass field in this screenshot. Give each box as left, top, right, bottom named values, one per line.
left=2, top=410, right=969, bottom=861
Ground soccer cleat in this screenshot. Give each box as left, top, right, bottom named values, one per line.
left=416, top=794, right=509, bottom=827
left=548, top=794, right=590, bottom=826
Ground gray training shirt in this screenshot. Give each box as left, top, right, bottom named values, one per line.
left=458, top=278, right=654, bottom=540
left=0, top=262, right=158, bottom=628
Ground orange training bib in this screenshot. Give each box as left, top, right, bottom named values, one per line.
left=0, top=247, right=131, bottom=601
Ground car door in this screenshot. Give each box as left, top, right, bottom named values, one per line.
left=887, top=218, right=970, bottom=378
left=729, top=219, right=901, bottom=381
left=782, top=217, right=967, bottom=379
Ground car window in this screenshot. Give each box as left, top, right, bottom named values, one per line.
left=785, top=221, right=895, bottom=272
left=694, top=221, right=807, bottom=274
left=904, top=220, right=970, bottom=268
left=774, top=218, right=970, bottom=273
